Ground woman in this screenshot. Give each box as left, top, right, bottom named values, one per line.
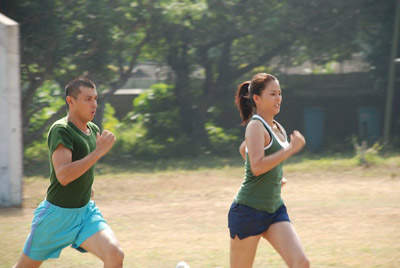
left=229, top=73, right=309, bottom=268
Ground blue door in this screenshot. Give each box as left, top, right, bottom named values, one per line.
left=358, top=107, right=381, bottom=144
left=304, top=107, right=325, bottom=152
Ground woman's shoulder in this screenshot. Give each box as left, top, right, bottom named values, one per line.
left=246, top=118, right=271, bottom=138
left=246, top=118, right=264, bottom=129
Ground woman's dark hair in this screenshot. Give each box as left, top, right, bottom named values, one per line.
left=235, top=73, right=277, bottom=125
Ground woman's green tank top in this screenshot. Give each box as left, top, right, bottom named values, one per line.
left=234, top=115, right=289, bottom=213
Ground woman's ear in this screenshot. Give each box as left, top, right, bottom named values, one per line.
left=252, top=94, right=259, bottom=104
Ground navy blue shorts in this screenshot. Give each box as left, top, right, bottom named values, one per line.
left=228, top=202, right=290, bottom=239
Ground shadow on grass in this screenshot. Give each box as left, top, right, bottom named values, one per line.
left=95, top=154, right=245, bottom=175
left=97, top=151, right=359, bottom=175
left=24, top=151, right=399, bottom=178
left=24, top=154, right=246, bottom=177
left=285, top=151, right=355, bottom=164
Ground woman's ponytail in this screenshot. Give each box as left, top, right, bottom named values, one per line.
left=235, top=81, right=254, bottom=125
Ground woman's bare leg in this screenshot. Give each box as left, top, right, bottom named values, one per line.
left=230, top=234, right=261, bottom=268
left=262, top=222, right=310, bottom=268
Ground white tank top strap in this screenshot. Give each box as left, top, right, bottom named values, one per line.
left=252, top=114, right=289, bottom=148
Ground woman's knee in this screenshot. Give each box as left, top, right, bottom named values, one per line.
left=302, top=256, right=310, bottom=268
left=290, top=255, right=310, bottom=268
left=301, top=256, right=310, bottom=268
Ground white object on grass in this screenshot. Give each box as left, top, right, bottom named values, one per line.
left=176, top=261, right=190, bottom=268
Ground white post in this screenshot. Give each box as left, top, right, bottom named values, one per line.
left=0, top=13, right=22, bottom=207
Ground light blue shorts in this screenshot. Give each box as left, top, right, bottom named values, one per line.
left=23, top=200, right=109, bottom=261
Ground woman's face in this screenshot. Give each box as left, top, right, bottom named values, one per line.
left=254, top=80, right=282, bottom=116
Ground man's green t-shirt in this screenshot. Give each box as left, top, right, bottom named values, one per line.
left=46, top=117, right=100, bottom=208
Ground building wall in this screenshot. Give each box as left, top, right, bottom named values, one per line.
left=0, top=13, right=22, bottom=207
left=277, top=72, right=387, bottom=151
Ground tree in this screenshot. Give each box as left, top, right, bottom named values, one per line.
left=164, top=0, right=372, bottom=128
left=2, top=0, right=156, bottom=146
left=2, top=0, right=395, bottom=155
left=129, top=0, right=393, bottom=152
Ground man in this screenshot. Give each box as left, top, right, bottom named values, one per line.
left=14, top=78, right=124, bottom=268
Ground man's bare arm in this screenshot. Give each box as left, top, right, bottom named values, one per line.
left=52, top=130, right=115, bottom=186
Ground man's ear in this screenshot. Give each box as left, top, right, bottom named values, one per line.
left=66, top=95, right=73, bottom=106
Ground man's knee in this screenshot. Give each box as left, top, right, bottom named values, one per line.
left=13, top=253, right=43, bottom=268
left=104, top=245, right=124, bottom=267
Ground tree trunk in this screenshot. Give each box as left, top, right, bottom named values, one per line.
left=196, top=48, right=216, bottom=147
left=214, top=41, right=237, bottom=129
left=167, top=42, right=194, bottom=137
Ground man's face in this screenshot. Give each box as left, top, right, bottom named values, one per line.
left=68, top=86, right=98, bottom=122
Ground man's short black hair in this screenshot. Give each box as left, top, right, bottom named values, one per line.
left=65, top=77, right=96, bottom=99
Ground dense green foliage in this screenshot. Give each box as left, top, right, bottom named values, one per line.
left=1, top=0, right=396, bottom=160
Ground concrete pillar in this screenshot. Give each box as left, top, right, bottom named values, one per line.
left=0, top=13, right=22, bottom=207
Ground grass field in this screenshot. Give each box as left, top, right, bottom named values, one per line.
left=1, top=155, right=399, bottom=267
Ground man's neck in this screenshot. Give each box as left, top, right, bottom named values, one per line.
left=67, top=113, right=88, bottom=132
